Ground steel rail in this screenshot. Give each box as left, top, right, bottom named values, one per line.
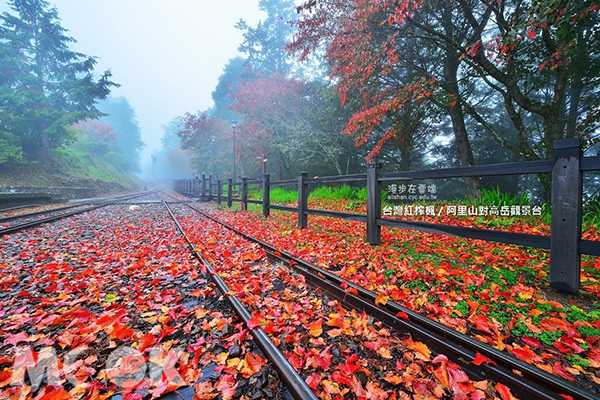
left=0, top=203, right=88, bottom=223
left=0, top=191, right=155, bottom=223
left=0, top=203, right=43, bottom=213
left=0, top=190, right=160, bottom=237
left=158, top=196, right=318, bottom=400
left=179, top=201, right=600, bottom=400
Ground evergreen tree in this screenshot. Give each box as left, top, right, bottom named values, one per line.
left=210, top=57, right=255, bottom=121
left=97, top=96, right=145, bottom=172
left=236, top=0, right=297, bottom=76
left=0, top=0, right=117, bottom=163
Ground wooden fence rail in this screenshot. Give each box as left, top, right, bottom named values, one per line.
left=174, top=138, right=600, bottom=294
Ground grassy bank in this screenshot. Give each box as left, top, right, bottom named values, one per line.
left=0, top=148, right=143, bottom=194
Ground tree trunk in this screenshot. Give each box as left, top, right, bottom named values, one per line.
left=444, top=50, right=481, bottom=200
left=399, top=146, right=411, bottom=171
left=538, top=173, right=552, bottom=203
left=40, top=117, right=51, bottom=163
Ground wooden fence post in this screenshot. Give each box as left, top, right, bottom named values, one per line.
left=217, top=179, right=222, bottom=204
left=201, top=174, right=206, bottom=201
left=242, top=177, right=248, bottom=212
left=367, top=163, right=382, bottom=245
left=298, top=172, right=308, bottom=228
left=263, top=173, right=270, bottom=217
left=195, top=176, right=199, bottom=196
left=227, top=178, right=233, bottom=208
left=208, top=175, right=213, bottom=201
left=550, top=138, right=582, bottom=293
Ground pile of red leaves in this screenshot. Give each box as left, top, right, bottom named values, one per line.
left=199, top=201, right=600, bottom=395
left=0, top=203, right=283, bottom=399
left=171, top=204, right=520, bottom=400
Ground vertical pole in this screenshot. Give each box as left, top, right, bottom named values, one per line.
left=367, top=163, right=382, bottom=245
left=298, top=172, right=308, bottom=228
left=263, top=173, right=270, bottom=217
left=208, top=175, right=213, bottom=201
left=195, top=176, right=200, bottom=196
left=550, top=138, right=582, bottom=293
left=242, top=177, right=248, bottom=212
left=227, top=178, right=233, bottom=208
left=217, top=179, right=222, bottom=205
left=232, top=124, right=237, bottom=182
left=201, top=174, right=206, bottom=201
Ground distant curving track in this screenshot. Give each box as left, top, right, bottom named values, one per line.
left=0, top=190, right=160, bottom=237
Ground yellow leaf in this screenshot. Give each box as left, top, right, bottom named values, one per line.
left=375, top=294, right=389, bottom=306
left=215, top=352, right=229, bottom=365
left=518, top=292, right=532, bottom=300
left=226, top=358, right=241, bottom=370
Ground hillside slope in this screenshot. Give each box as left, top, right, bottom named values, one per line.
left=0, top=148, right=143, bottom=194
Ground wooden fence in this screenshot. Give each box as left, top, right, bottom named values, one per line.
left=174, top=138, right=600, bottom=294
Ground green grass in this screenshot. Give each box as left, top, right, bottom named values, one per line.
left=243, top=183, right=600, bottom=230
left=0, top=148, right=141, bottom=191
left=271, top=188, right=298, bottom=203
left=583, top=195, right=600, bottom=229
left=309, top=185, right=357, bottom=201
left=474, top=185, right=530, bottom=207
left=248, top=185, right=368, bottom=204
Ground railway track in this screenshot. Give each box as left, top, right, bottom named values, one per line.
left=159, top=195, right=318, bottom=400
left=161, top=193, right=600, bottom=400
left=0, top=190, right=160, bottom=237
left=1, top=191, right=597, bottom=399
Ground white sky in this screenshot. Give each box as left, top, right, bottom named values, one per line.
left=1, top=0, right=265, bottom=179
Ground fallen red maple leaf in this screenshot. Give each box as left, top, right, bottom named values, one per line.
left=472, top=352, right=497, bottom=366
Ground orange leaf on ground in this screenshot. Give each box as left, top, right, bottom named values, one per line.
left=384, top=374, right=403, bottom=385
left=407, top=341, right=431, bottom=360
left=241, top=352, right=267, bottom=378
left=308, top=319, right=323, bottom=337
left=215, top=374, right=238, bottom=400
left=345, top=286, right=358, bottom=295
left=434, top=364, right=449, bottom=388
left=137, top=333, right=156, bottom=352
left=496, top=383, right=517, bottom=400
